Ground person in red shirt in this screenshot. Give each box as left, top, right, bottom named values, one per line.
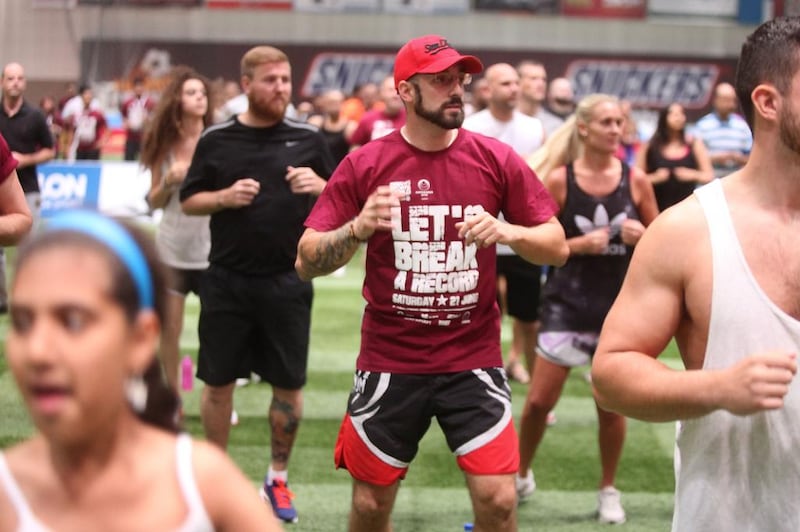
left=68, top=86, right=108, bottom=160
left=0, top=132, right=33, bottom=253
left=347, top=76, right=406, bottom=149
left=120, top=76, right=155, bottom=161
left=296, top=35, right=568, bottom=532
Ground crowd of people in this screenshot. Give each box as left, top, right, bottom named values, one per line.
left=0, top=14, right=796, bottom=531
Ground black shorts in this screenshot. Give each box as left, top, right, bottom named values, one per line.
left=334, top=368, right=519, bottom=485
left=196, top=265, right=313, bottom=389
left=166, top=266, right=205, bottom=297
left=496, top=254, right=542, bottom=322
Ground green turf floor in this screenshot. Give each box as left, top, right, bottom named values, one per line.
left=0, top=257, right=678, bottom=530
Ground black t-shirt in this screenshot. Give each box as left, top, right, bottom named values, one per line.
left=180, top=117, right=336, bottom=276
left=540, top=162, right=639, bottom=332
left=0, top=101, right=54, bottom=193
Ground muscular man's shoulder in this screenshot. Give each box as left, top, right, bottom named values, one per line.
left=644, top=196, right=708, bottom=260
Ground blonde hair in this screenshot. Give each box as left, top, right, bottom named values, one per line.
left=240, top=46, right=289, bottom=78
left=527, top=93, right=619, bottom=180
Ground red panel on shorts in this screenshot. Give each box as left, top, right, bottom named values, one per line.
left=456, top=418, right=519, bottom=475
left=335, top=414, right=407, bottom=486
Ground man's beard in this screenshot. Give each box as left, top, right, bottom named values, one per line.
left=249, top=95, right=288, bottom=122
left=779, top=100, right=800, bottom=155
left=413, top=87, right=464, bottom=130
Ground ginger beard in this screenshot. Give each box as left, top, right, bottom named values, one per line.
left=248, top=92, right=289, bottom=123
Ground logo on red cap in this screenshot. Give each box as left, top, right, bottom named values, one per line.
left=424, top=39, right=453, bottom=55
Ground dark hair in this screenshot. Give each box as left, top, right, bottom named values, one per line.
left=648, top=103, right=687, bottom=155
left=14, top=219, right=180, bottom=433
left=140, top=65, right=213, bottom=171
left=736, top=16, right=800, bottom=130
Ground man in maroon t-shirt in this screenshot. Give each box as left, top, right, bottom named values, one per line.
left=0, top=133, right=33, bottom=254
left=348, top=75, right=406, bottom=149
left=296, top=35, right=568, bottom=532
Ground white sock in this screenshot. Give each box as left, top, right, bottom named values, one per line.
left=267, top=466, right=288, bottom=484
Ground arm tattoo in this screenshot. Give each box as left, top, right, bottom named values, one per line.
left=307, top=223, right=360, bottom=274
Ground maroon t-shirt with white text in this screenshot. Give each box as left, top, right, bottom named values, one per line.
left=0, top=134, right=18, bottom=184
left=305, top=128, right=557, bottom=374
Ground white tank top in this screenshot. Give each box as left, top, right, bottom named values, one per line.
left=155, top=158, right=211, bottom=270
left=673, top=180, right=800, bottom=531
left=0, top=433, right=213, bottom=532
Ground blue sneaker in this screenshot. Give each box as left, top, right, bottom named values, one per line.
left=260, top=479, right=298, bottom=524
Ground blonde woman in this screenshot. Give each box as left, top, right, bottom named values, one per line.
left=519, top=94, right=659, bottom=524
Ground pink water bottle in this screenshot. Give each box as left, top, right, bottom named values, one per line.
left=181, top=355, right=194, bottom=391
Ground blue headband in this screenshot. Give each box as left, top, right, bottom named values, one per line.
left=45, top=210, right=155, bottom=310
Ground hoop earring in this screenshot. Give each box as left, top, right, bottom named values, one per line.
left=125, top=375, right=148, bottom=413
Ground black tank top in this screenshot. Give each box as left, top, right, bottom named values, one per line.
left=540, top=162, right=639, bottom=332
left=645, top=143, right=699, bottom=211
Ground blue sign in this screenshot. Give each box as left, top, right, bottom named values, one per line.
left=38, top=162, right=102, bottom=217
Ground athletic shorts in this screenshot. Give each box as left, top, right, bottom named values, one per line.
left=196, top=265, right=312, bottom=389
left=334, top=368, right=519, bottom=486
left=537, top=331, right=599, bottom=368
left=166, top=266, right=205, bottom=297
left=496, top=254, right=542, bottom=322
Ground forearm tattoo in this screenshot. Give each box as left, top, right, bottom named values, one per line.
left=307, top=223, right=360, bottom=274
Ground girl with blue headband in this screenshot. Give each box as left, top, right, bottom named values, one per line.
left=0, top=211, right=280, bottom=531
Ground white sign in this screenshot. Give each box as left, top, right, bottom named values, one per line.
left=293, top=0, right=379, bottom=11
left=382, top=0, right=469, bottom=13
left=648, top=0, right=737, bottom=17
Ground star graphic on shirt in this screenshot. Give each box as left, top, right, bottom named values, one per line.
left=436, top=294, right=449, bottom=306
left=574, top=205, right=627, bottom=238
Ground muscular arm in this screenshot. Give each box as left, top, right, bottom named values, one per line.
left=592, top=204, right=796, bottom=421
left=0, top=169, right=32, bottom=245
left=592, top=207, right=716, bottom=421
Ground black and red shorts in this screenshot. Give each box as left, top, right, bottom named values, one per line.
left=335, top=368, right=519, bottom=486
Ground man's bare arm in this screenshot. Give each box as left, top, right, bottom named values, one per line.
left=11, top=147, right=55, bottom=169
left=592, top=205, right=797, bottom=421
left=295, top=224, right=362, bottom=281
left=296, top=185, right=398, bottom=281
left=592, top=206, right=718, bottom=421
left=0, top=169, right=32, bottom=245
left=503, top=217, right=569, bottom=266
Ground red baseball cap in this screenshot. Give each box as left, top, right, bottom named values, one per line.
left=393, top=35, right=483, bottom=89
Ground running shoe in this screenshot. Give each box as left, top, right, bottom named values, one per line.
left=261, top=478, right=298, bottom=524
left=516, top=469, right=536, bottom=502
left=597, top=486, right=626, bottom=524
left=505, top=360, right=530, bottom=384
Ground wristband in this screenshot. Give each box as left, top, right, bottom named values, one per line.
left=349, top=221, right=367, bottom=243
